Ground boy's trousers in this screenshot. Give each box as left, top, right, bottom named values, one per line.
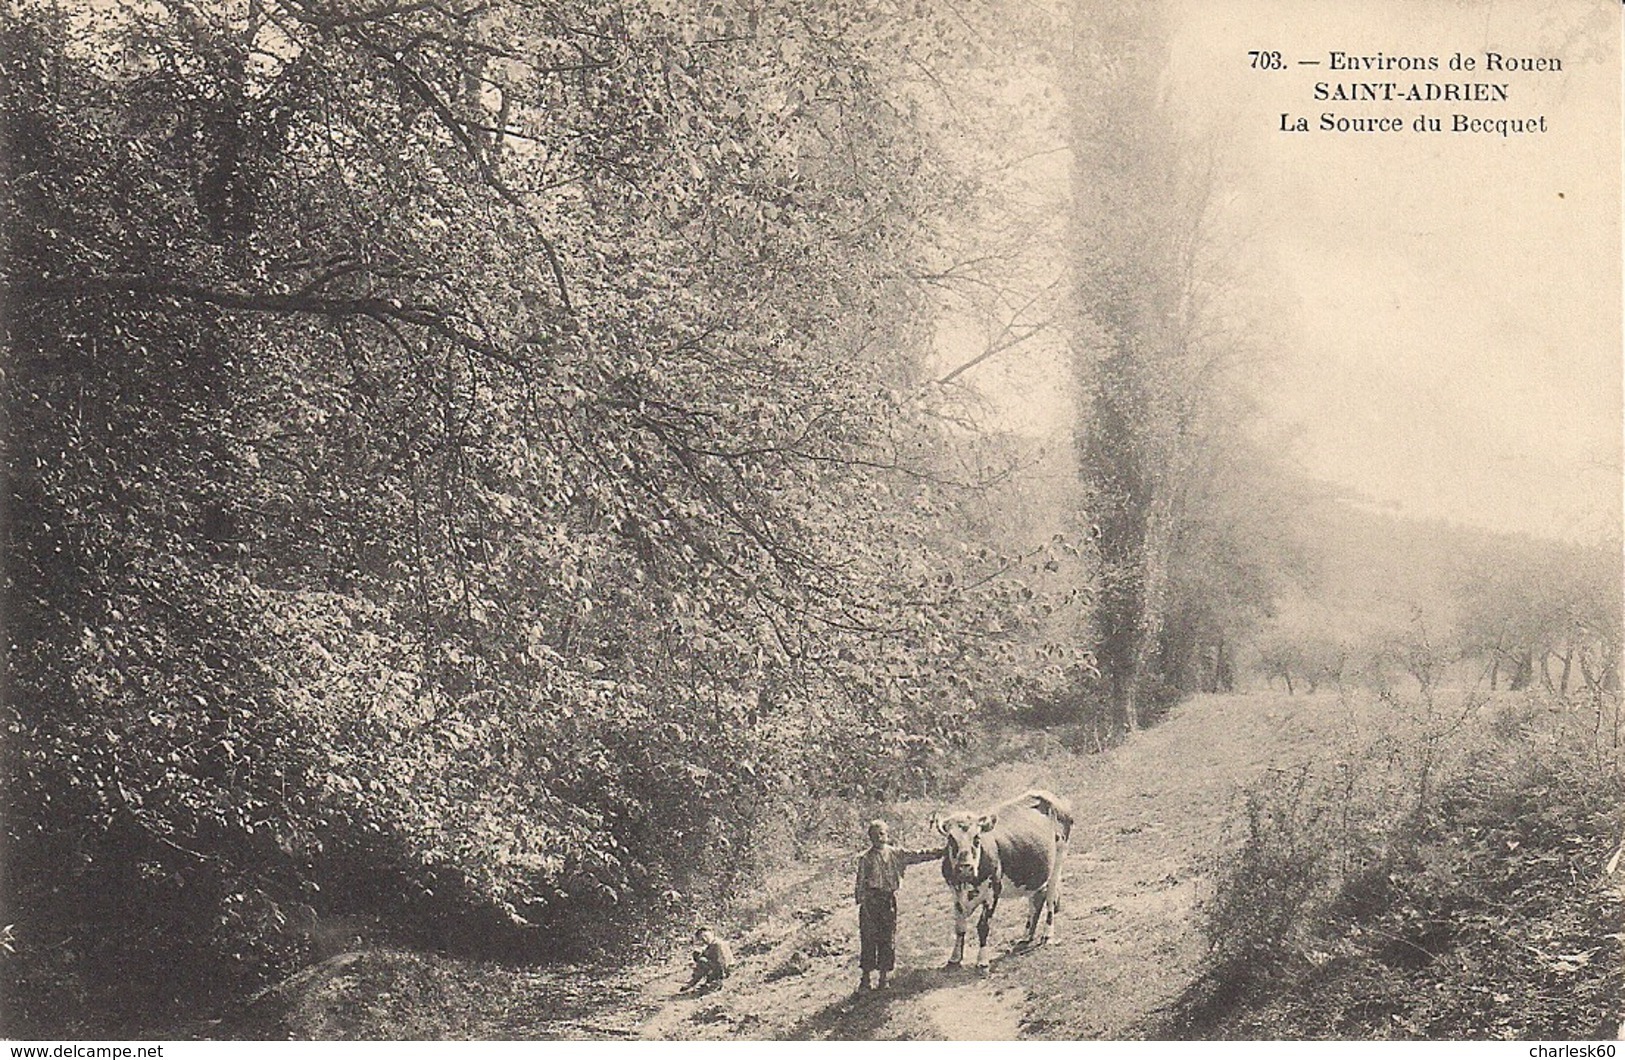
left=858, top=890, right=897, bottom=973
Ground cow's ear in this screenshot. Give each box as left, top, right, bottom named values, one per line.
left=978, top=813, right=997, bottom=832
left=931, top=812, right=949, bottom=835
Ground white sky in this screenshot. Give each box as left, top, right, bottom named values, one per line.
left=1169, top=0, right=1621, bottom=544
left=940, top=0, right=1621, bottom=545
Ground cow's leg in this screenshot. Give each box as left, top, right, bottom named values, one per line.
left=975, top=884, right=999, bottom=970
left=947, top=890, right=970, bottom=968
left=1023, top=887, right=1046, bottom=944
left=1043, top=835, right=1069, bottom=943
left=1041, top=878, right=1062, bottom=942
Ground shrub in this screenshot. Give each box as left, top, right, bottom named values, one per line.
left=1175, top=690, right=1624, bottom=1039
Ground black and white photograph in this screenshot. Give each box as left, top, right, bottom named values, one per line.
left=2, top=0, right=1620, bottom=1043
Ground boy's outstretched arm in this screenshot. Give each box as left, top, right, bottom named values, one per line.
left=902, top=845, right=945, bottom=866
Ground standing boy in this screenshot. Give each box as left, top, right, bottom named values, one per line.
left=854, top=819, right=943, bottom=992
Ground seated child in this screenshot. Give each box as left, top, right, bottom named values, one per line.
left=683, top=926, right=735, bottom=992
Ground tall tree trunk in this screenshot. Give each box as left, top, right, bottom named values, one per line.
left=1507, top=648, right=1534, bottom=690
left=1124, top=507, right=1175, bottom=727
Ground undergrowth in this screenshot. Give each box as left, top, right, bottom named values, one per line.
left=1171, top=689, right=1624, bottom=1040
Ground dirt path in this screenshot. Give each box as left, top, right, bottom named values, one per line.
left=635, top=691, right=1358, bottom=1040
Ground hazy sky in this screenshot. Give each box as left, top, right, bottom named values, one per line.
left=945, top=0, right=1621, bottom=545
left=1172, top=0, right=1621, bottom=542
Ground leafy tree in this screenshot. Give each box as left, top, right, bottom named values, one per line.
left=1, top=0, right=1068, bottom=1032
left=1062, top=0, right=1296, bottom=727
left=1453, top=535, right=1622, bottom=695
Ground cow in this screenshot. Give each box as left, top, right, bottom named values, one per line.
left=929, top=788, right=1074, bottom=970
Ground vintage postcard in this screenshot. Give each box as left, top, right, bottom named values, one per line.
left=2, top=0, right=1618, bottom=1046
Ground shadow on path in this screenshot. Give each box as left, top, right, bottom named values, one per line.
left=783, top=967, right=955, bottom=1039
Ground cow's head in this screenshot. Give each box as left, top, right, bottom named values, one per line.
left=932, top=810, right=996, bottom=880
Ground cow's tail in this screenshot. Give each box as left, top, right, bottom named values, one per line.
left=1021, top=789, right=1073, bottom=918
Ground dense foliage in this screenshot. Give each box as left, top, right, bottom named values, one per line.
left=1, top=0, right=1086, bottom=1033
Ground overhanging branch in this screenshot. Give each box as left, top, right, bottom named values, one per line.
left=8, top=273, right=542, bottom=371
